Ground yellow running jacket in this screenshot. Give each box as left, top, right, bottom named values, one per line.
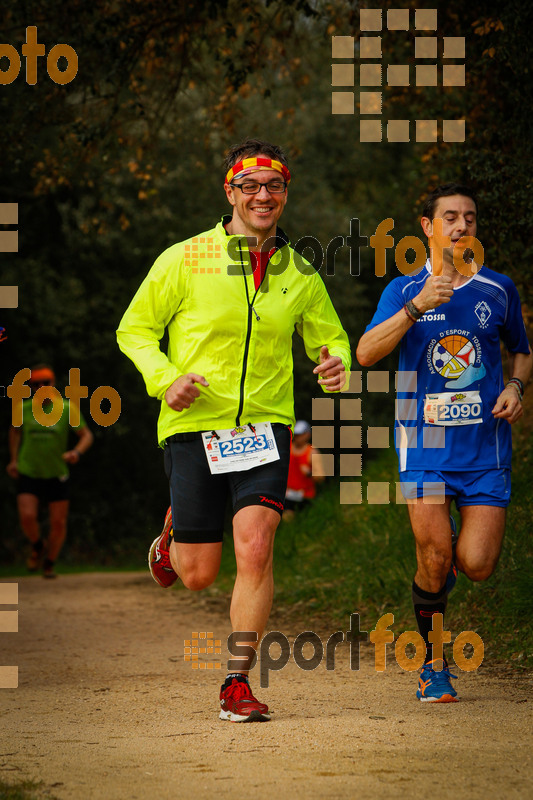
left=117, top=218, right=351, bottom=445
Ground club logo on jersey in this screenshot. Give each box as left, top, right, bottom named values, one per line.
left=427, top=331, right=486, bottom=389
left=474, top=300, right=491, bottom=329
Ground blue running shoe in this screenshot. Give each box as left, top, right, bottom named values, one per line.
left=417, top=659, right=458, bottom=702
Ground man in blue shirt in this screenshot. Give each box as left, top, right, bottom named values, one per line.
left=357, top=184, right=532, bottom=701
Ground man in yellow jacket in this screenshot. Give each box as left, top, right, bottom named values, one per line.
left=117, top=138, right=351, bottom=722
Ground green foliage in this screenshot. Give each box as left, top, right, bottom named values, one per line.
left=378, top=0, right=533, bottom=294
left=0, top=778, right=57, bottom=800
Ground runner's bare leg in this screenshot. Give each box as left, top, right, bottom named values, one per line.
left=169, top=541, right=222, bottom=590
left=230, top=505, right=280, bottom=673
left=47, top=500, right=70, bottom=562
left=16, top=493, right=41, bottom=545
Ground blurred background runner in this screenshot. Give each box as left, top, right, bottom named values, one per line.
left=6, top=365, right=93, bottom=578
left=283, top=420, right=325, bottom=520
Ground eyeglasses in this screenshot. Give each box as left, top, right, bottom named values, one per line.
left=230, top=180, right=287, bottom=195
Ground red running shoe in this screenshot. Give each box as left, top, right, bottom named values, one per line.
left=219, top=677, right=271, bottom=722
left=148, top=507, right=178, bottom=588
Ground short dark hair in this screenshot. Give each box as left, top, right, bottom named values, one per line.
left=224, top=138, right=289, bottom=173
left=422, top=183, right=478, bottom=220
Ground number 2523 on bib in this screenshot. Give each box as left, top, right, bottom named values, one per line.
left=202, top=422, right=280, bottom=475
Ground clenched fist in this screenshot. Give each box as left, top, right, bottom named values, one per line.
left=165, top=373, right=209, bottom=412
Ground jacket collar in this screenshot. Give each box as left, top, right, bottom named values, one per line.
left=218, top=215, right=290, bottom=253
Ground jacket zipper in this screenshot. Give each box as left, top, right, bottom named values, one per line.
left=235, top=240, right=267, bottom=426
left=236, top=302, right=253, bottom=426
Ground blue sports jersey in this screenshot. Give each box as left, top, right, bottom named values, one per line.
left=365, top=261, right=530, bottom=471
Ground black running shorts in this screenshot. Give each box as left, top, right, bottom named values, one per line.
left=16, top=473, right=70, bottom=502
left=163, top=423, right=291, bottom=543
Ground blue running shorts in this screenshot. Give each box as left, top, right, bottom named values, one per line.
left=399, top=468, right=511, bottom=507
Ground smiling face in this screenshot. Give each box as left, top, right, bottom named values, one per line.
left=422, top=194, right=478, bottom=266
left=224, top=163, right=288, bottom=248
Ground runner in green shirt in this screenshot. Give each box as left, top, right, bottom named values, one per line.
left=6, top=365, right=93, bottom=578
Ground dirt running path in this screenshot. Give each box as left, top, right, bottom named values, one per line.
left=1, top=573, right=532, bottom=799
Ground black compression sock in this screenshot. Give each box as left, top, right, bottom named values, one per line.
left=412, top=580, right=448, bottom=664
left=222, top=673, right=249, bottom=689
